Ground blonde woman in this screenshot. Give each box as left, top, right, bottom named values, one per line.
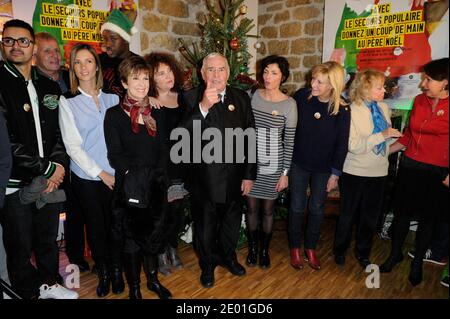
left=333, top=69, right=402, bottom=268
left=289, top=61, right=350, bottom=271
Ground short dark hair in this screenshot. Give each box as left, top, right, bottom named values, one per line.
left=259, top=55, right=290, bottom=84
left=144, top=52, right=184, bottom=97
left=2, top=19, right=35, bottom=40
left=422, top=58, right=449, bottom=90
left=118, top=55, right=150, bottom=83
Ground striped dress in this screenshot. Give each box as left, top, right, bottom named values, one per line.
left=248, top=90, right=298, bottom=200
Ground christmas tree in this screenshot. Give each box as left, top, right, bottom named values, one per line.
left=179, top=0, right=257, bottom=90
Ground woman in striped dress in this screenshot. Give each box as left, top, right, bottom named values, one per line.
left=246, top=55, right=298, bottom=269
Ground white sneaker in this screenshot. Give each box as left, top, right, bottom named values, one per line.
left=39, top=284, right=79, bottom=299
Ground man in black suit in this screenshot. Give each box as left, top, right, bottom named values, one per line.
left=181, top=53, right=256, bottom=288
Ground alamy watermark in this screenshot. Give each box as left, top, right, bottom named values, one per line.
left=169, top=120, right=281, bottom=175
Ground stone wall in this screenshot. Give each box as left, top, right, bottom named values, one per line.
left=138, top=0, right=205, bottom=64
left=257, top=0, right=325, bottom=94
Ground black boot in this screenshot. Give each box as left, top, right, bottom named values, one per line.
left=144, top=254, right=172, bottom=299
left=379, top=253, right=404, bottom=273
left=110, top=264, right=125, bottom=294
left=96, top=264, right=111, bottom=297
left=409, top=259, right=423, bottom=286
left=123, top=253, right=142, bottom=300
left=246, top=230, right=258, bottom=267
left=259, top=232, right=272, bottom=269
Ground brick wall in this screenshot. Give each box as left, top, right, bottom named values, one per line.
left=138, top=0, right=205, bottom=63
left=257, top=0, right=325, bottom=95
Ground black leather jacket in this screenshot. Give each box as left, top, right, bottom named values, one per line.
left=0, top=61, right=68, bottom=188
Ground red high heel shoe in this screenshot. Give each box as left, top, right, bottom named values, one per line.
left=304, top=249, right=321, bottom=270
left=290, top=248, right=304, bottom=270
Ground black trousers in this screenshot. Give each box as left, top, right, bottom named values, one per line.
left=63, top=175, right=85, bottom=263
left=193, top=197, right=243, bottom=271
left=70, top=173, right=112, bottom=266
left=388, top=160, right=448, bottom=263
left=167, top=199, right=185, bottom=249
left=334, top=173, right=387, bottom=258
left=0, top=191, right=61, bottom=299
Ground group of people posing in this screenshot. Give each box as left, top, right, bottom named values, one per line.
left=0, top=9, right=448, bottom=300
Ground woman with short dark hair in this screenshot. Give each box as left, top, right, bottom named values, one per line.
left=245, top=55, right=297, bottom=269
left=104, top=55, right=172, bottom=299
left=379, top=58, right=449, bottom=286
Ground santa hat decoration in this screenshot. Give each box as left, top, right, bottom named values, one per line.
left=100, top=9, right=138, bottom=43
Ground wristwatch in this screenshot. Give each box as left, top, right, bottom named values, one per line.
left=282, top=169, right=289, bottom=176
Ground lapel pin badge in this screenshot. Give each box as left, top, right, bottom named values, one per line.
left=272, top=110, right=279, bottom=116
left=314, top=112, right=321, bottom=119
left=23, top=103, right=31, bottom=112
left=437, top=110, right=444, bottom=116
left=228, top=104, right=235, bottom=112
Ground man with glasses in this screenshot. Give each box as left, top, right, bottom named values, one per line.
left=181, top=53, right=256, bottom=288
left=0, top=19, right=77, bottom=299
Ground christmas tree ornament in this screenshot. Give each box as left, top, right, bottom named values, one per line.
left=240, top=5, right=248, bottom=15
left=254, top=42, right=261, bottom=49
left=229, top=37, right=239, bottom=50
left=239, top=65, right=248, bottom=73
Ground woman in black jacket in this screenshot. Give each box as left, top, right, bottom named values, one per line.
left=104, top=56, right=171, bottom=299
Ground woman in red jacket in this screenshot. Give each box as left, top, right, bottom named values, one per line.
left=380, top=58, right=449, bottom=286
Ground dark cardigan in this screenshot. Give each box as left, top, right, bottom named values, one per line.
left=291, top=88, right=351, bottom=176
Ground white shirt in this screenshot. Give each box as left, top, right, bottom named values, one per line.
left=199, top=89, right=226, bottom=118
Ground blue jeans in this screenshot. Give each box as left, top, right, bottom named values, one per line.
left=288, top=163, right=330, bottom=249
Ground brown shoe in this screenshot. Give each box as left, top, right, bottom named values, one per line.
left=304, top=249, right=321, bottom=270
left=290, top=248, right=304, bottom=270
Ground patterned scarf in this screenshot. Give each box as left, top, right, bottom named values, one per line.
left=120, top=94, right=157, bottom=137
left=366, top=100, right=389, bottom=156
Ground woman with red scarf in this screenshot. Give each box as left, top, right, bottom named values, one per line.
left=104, top=55, right=172, bottom=299
left=379, top=58, right=449, bottom=287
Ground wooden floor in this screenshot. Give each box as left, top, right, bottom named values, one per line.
left=59, top=216, right=448, bottom=299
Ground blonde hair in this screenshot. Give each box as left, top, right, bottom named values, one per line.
left=311, top=61, right=347, bottom=115
left=69, top=43, right=103, bottom=95
left=349, top=69, right=385, bottom=104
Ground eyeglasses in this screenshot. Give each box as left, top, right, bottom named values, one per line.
left=1, top=37, right=34, bottom=48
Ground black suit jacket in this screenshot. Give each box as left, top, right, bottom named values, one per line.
left=180, top=85, right=256, bottom=204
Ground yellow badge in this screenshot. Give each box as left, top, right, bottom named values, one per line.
left=437, top=109, right=444, bottom=116
left=228, top=104, right=235, bottom=112
left=272, top=110, right=279, bottom=116
left=314, top=112, right=321, bottom=119
left=23, top=103, right=31, bottom=112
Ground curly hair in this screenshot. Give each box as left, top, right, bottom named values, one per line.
left=144, top=52, right=184, bottom=98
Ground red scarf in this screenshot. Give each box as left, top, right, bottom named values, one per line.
left=120, top=94, right=157, bottom=137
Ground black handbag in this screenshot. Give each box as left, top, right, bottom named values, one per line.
left=122, top=167, right=152, bottom=208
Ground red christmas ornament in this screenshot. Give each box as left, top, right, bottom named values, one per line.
left=229, top=38, right=239, bottom=50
